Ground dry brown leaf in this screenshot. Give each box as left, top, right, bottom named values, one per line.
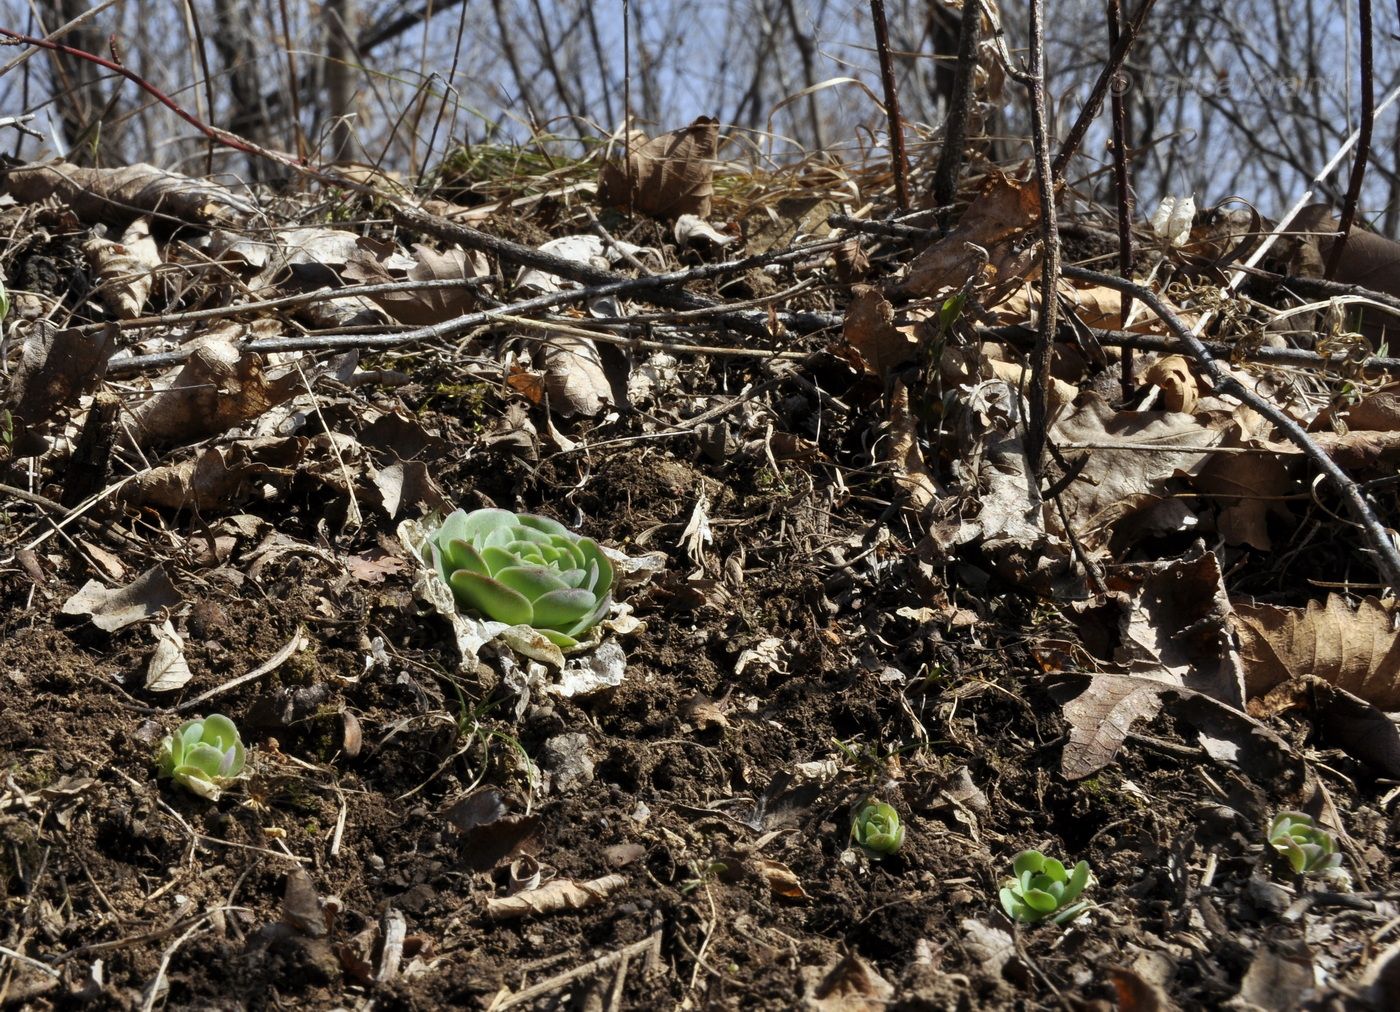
left=1233, top=595, right=1400, bottom=709
left=1140, top=355, right=1199, bottom=414
left=145, top=619, right=193, bottom=692
left=443, top=787, right=541, bottom=872
left=991, top=279, right=1175, bottom=333
left=121, top=437, right=306, bottom=511
left=674, top=213, right=734, bottom=247
left=281, top=868, right=330, bottom=938
left=802, top=952, right=894, bottom=1012
left=984, top=356, right=1075, bottom=417
left=61, top=565, right=182, bottom=632
left=1249, top=676, right=1400, bottom=778
left=1310, top=428, right=1400, bottom=471
left=344, top=241, right=488, bottom=325
left=6, top=323, right=115, bottom=435
left=483, top=873, right=626, bottom=920
left=888, top=378, right=941, bottom=511
left=1327, top=390, right=1400, bottom=431
left=1190, top=433, right=1297, bottom=551
left=842, top=285, right=918, bottom=377
left=895, top=169, right=1041, bottom=302
left=543, top=334, right=614, bottom=417
left=345, top=549, right=408, bottom=584
left=1060, top=549, right=1245, bottom=779
left=372, top=459, right=450, bottom=518
left=125, top=326, right=301, bottom=447
left=2, top=161, right=256, bottom=226
left=1059, top=672, right=1174, bottom=781
left=83, top=216, right=161, bottom=319
left=1049, top=393, right=1226, bottom=553
left=1291, top=204, right=1400, bottom=342
left=598, top=117, right=718, bottom=219
left=753, top=857, right=810, bottom=901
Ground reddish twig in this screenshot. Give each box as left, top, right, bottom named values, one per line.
left=1325, top=0, right=1374, bottom=280
left=0, top=26, right=290, bottom=166
left=869, top=0, right=910, bottom=210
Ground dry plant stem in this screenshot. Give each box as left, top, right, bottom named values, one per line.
left=1107, top=0, right=1135, bottom=401
left=491, top=933, right=662, bottom=1010
left=79, top=277, right=493, bottom=334
left=869, top=0, right=910, bottom=210
left=0, top=0, right=120, bottom=78
left=1050, top=0, right=1156, bottom=177
left=1274, top=272, right=1400, bottom=316
left=0, top=27, right=310, bottom=168
left=394, top=204, right=755, bottom=328
left=1325, top=0, right=1374, bottom=280
left=0, top=481, right=139, bottom=549
left=1212, top=81, right=1400, bottom=313
left=932, top=0, right=982, bottom=210
left=1063, top=264, right=1400, bottom=592
left=1024, top=0, right=1060, bottom=472
left=827, top=212, right=952, bottom=239
left=982, top=324, right=1400, bottom=374
left=105, top=238, right=842, bottom=374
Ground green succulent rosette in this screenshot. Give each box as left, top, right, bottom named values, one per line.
left=1268, top=811, right=1345, bottom=878
left=999, top=849, right=1094, bottom=925
left=424, top=508, right=614, bottom=649
left=851, top=800, right=905, bottom=856
left=158, top=713, right=246, bottom=800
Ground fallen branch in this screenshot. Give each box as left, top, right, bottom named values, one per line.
left=982, top=324, right=1400, bottom=374
left=488, top=932, right=661, bottom=1010
left=394, top=205, right=842, bottom=337
left=105, top=241, right=844, bottom=375
left=1063, top=264, right=1400, bottom=591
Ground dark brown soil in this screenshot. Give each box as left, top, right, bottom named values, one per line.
left=2, top=210, right=1396, bottom=1012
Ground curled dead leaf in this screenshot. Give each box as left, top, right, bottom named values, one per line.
left=598, top=117, right=718, bottom=219
left=83, top=216, right=161, bottom=319
left=1141, top=355, right=1199, bottom=414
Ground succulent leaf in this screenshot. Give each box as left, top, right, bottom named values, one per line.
left=158, top=713, right=247, bottom=800
left=850, top=800, right=905, bottom=856
left=1001, top=850, right=1095, bottom=925
left=427, top=508, right=616, bottom=648
left=449, top=570, right=536, bottom=627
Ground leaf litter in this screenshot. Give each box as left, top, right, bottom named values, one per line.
left=1, top=116, right=1399, bottom=1011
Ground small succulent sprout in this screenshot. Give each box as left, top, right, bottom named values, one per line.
left=158, top=713, right=247, bottom=800
left=851, top=800, right=905, bottom=856
left=424, top=508, right=614, bottom=649
left=1000, top=849, right=1094, bottom=925
left=1268, top=811, right=1345, bottom=878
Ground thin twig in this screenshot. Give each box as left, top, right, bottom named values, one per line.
left=490, top=933, right=662, bottom=1010
left=1063, top=264, right=1400, bottom=591
left=1051, top=0, right=1157, bottom=177
left=106, top=234, right=843, bottom=374
left=175, top=629, right=305, bottom=712
left=1325, top=0, right=1374, bottom=279
left=1023, top=0, right=1060, bottom=471
left=982, top=323, right=1400, bottom=374
left=1273, top=271, right=1400, bottom=316
left=1210, top=81, right=1400, bottom=314
left=1107, top=0, right=1136, bottom=401
left=932, top=0, right=982, bottom=210
left=78, top=276, right=493, bottom=334
left=869, top=0, right=910, bottom=210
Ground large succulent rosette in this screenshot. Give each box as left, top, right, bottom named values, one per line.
left=424, top=508, right=614, bottom=649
